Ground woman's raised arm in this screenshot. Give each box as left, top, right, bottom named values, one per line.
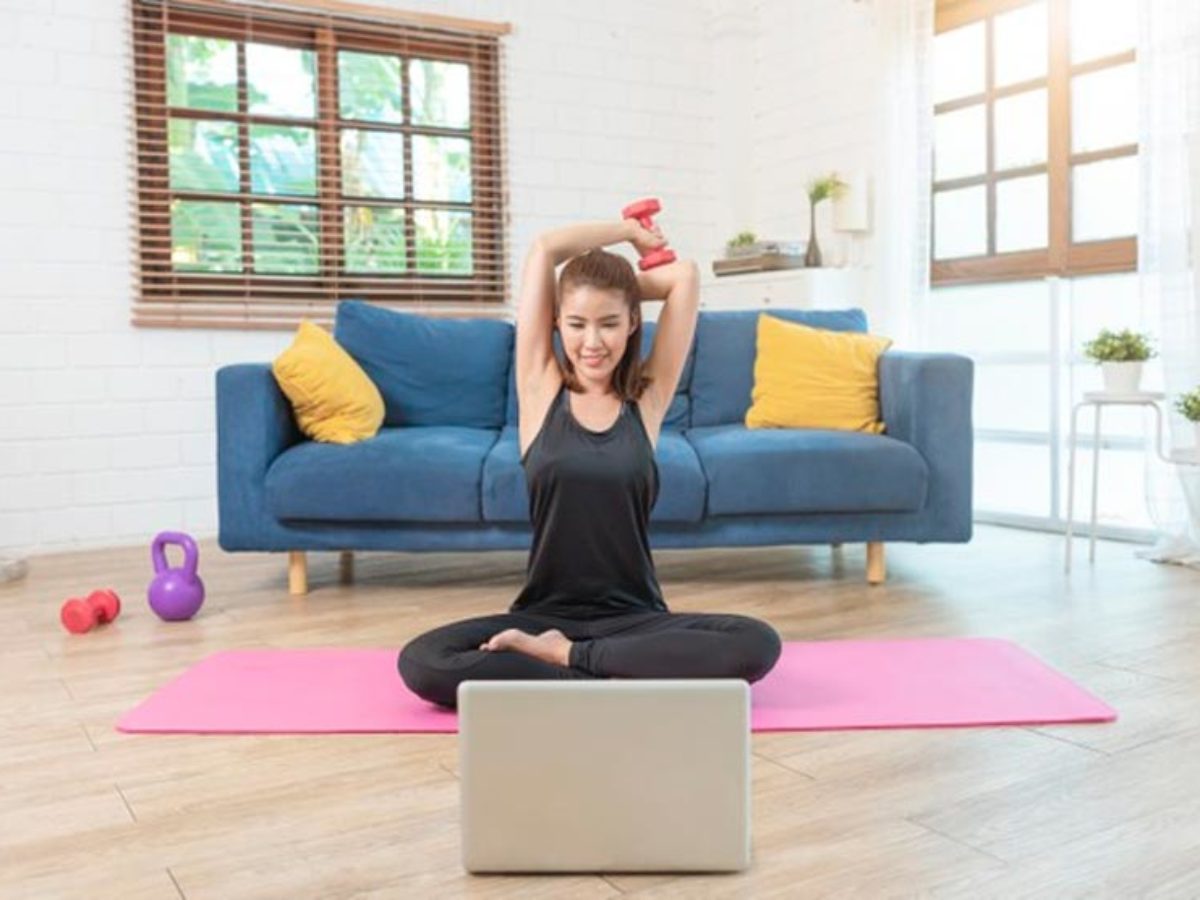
left=513, top=239, right=558, bottom=390
left=515, top=220, right=654, bottom=390
left=536, top=219, right=638, bottom=264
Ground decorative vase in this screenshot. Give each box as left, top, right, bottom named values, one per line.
left=804, top=201, right=822, bottom=267
left=1101, top=361, right=1144, bottom=393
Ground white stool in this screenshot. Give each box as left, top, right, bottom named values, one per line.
left=1064, top=391, right=1165, bottom=572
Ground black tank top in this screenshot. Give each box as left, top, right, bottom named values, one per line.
left=510, top=382, right=669, bottom=619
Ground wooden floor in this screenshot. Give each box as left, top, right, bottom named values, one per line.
left=3, top=525, right=1199, bottom=898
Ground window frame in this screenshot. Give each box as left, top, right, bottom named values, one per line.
left=932, top=0, right=1138, bottom=286
left=131, top=0, right=510, bottom=329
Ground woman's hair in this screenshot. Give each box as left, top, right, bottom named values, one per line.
left=556, top=248, right=652, bottom=401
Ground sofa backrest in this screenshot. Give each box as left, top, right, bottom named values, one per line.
left=332, top=300, right=867, bottom=432
left=504, top=318, right=694, bottom=429
left=335, top=300, right=512, bottom=429
left=690, top=308, right=868, bottom=427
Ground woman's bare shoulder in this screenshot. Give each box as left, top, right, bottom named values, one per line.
left=634, top=381, right=667, bottom=452
left=519, top=359, right=563, bottom=408
left=518, top=363, right=564, bottom=458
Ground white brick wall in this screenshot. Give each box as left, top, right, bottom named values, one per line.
left=734, top=0, right=883, bottom=264
left=0, top=0, right=885, bottom=556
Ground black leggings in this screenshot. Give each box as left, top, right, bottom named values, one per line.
left=397, top=609, right=784, bottom=709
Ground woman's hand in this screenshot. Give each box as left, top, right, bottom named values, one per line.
left=627, top=218, right=667, bottom=256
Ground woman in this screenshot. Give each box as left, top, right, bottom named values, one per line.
left=397, top=218, right=783, bottom=708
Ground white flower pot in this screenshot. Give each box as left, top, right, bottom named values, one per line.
left=1194, top=421, right=1200, bottom=450
left=1101, top=361, right=1144, bottom=394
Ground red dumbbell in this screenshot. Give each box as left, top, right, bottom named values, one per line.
left=621, top=197, right=677, bottom=271
left=60, top=589, right=122, bottom=634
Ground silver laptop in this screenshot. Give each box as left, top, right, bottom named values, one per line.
left=458, top=679, right=751, bottom=874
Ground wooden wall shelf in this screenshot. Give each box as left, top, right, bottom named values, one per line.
left=711, top=253, right=808, bottom=276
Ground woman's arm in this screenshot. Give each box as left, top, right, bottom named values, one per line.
left=635, top=258, right=700, bottom=302
left=638, top=258, right=700, bottom=411
left=536, top=220, right=638, bottom=266
left=516, top=220, right=647, bottom=388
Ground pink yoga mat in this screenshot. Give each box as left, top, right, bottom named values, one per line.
left=116, top=638, right=1116, bottom=735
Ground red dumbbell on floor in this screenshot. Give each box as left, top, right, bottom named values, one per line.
left=60, top=589, right=122, bottom=634
left=621, top=197, right=677, bottom=271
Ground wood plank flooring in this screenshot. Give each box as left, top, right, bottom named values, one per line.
left=1, top=525, right=1197, bottom=898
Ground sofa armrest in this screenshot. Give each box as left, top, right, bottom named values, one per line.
left=879, top=351, right=974, bottom=540
left=216, top=364, right=303, bottom=549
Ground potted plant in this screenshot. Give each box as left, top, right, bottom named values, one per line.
left=804, top=173, right=847, bottom=267
left=725, top=231, right=758, bottom=258
left=1176, top=386, right=1200, bottom=449
left=1082, top=328, right=1156, bottom=393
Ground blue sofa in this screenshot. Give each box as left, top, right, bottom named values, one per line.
left=217, top=300, right=973, bottom=593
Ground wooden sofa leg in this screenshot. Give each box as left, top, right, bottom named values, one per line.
left=339, top=551, right=354, bottom=585
left=866, top=542, right=886, bottom=585
left=289, top=551, right=308, bottom=595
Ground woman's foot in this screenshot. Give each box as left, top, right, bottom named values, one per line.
left=479, top=627, right=572, bottom=667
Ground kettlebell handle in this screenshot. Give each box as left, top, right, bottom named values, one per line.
left=151, top=531, right=199, bottom=580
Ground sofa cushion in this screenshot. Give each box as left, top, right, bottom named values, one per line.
left=265, top=426, right=499, bottom=522
left=270, top=321, right=384, bottom=444
left=504, top=319, right=694, bottom=429
left=691, top=308, right=869, bottom=427
left=482, top=425, right=707, bottom=523
left=334, top=300, right=513, bottom=429
left=685, top=424, right=928, bottom=515
left=747, top=314, right=893, bottom=433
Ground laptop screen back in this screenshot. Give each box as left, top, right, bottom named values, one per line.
left=459, top=678, right=751, bottom=873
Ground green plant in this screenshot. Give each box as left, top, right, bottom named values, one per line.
left=1176, top=387, right=1200, bottom=422
left=806, top=173, right=848, bottom=205
left=726, top=230, right=757, bottom=251
left=1082, top=329, right=1157, bottom=363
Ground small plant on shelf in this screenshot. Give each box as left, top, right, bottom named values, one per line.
left=725, top=231, right=758, bottom=257
left=1082, top=328, right=1156, bottom=394
left=1082, top=329, right=1156, bottom=363
left=1176, top=387, right=1200, bottom=422
left=1176, top=386, right=1200, bottom=452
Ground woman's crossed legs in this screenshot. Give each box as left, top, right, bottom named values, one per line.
left=397, top=609, right=783, bottom=709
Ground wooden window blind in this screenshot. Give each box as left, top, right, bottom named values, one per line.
left=932, top=0, right=1138, bottom=286
left=131, top=0, right=511, bottom=329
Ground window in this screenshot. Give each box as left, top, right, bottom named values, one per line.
left=932, top=0, right=1138, bottom=285
left=131, top=0, right=510, bottom=328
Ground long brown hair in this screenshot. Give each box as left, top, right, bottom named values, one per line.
left=556, top=248, right=653, bottom=402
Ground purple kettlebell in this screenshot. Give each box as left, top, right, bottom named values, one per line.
left=148, top=531, right=205, bottom=621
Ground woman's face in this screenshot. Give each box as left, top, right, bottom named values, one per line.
left=557, top=285, right=638, bottom=391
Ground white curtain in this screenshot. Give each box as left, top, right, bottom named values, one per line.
left=1138, top=0, right=1200, bottom=567
left=870, top=0, right=934, bottom=347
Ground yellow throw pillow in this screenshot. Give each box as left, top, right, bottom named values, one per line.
left=272, top=321, right=384, bottom=444
left=746, top=313, right=893, bottom=433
